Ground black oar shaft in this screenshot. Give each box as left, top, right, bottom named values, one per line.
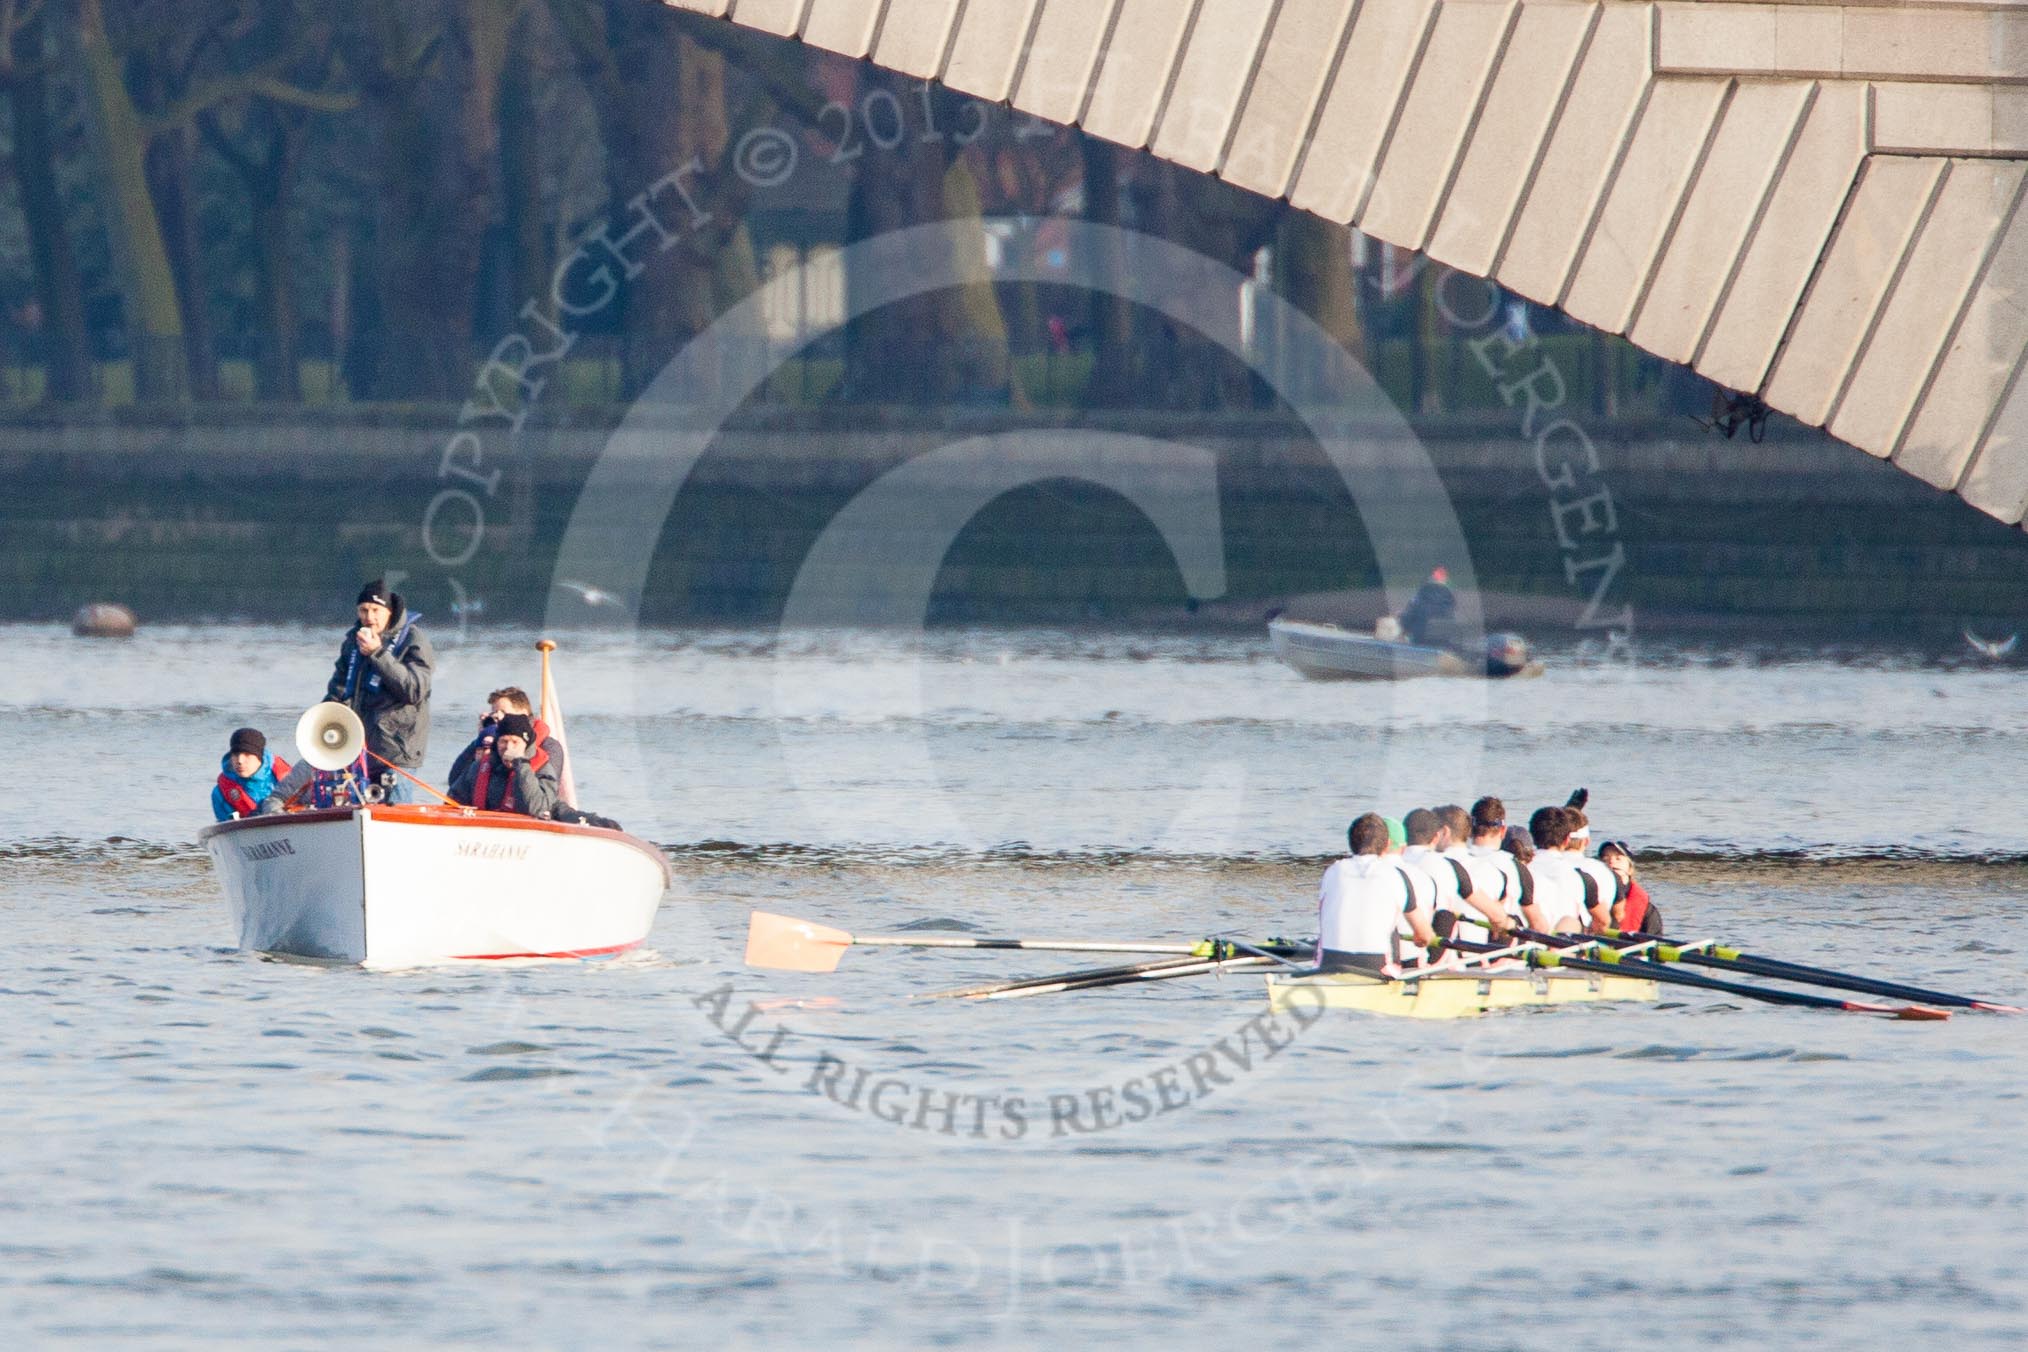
left=975, top=955, right=1278, bottom=1001
left=1672, top=950, right=1985, bottom=1010
left=860, top=935, right=1202, bottom=955
left=1538, top=950, right=1882, bottom=1012
left=1463, top=933, right=1901, bottom=1013
left=921, top=940, right=1310, bottom=1000
left=926, top=953, right=1210, bottom=1000
left=1586, top=928, right=2006, bottom=1011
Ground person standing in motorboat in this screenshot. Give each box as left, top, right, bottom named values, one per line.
left=1396, top=567, right=1457, bottom=647
left=449, top=712, right=560, bottom=817
left=325, top=579, right=433, bottom=803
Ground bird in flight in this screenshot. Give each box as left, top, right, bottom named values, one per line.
left=1963, top=629, right=2018, bottom=660
left=556, top=580, right=622, bottom=608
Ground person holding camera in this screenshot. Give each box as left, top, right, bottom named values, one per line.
left=448, top=712, right=559, bottom=817
left=446, top=687, right=566, bottom=789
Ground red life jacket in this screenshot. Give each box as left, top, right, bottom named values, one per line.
left=216, top=758, right=291, bottom=818
left=1620, top=879, right=1653, bottom=933
left=472, top=739, right=549, bottom=813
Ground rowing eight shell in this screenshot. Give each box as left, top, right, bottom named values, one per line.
left=1265, top=968, right=1658, bottom=1018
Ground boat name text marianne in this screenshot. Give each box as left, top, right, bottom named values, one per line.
left=237, top=839, right=297, bottom=862
left=456, top=841, right=530, bottom=861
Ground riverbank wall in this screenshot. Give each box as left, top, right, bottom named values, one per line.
left=2, top=407, right=2021, bottom=637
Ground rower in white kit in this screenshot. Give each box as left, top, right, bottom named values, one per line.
left=1524, top=805, right=1592, bottom=934
left=1562, top=797, right=1620, bottom=933
left=1462, top=796, right=1549, bottom=932
left=1436, top=802, right=1520, bottom=937
left=1400, top=807, right=1511, bottom=940
left=1316, top=812, right=1436, bottom=974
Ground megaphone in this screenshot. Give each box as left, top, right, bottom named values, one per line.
left=295, top=701, right=367, bottom=772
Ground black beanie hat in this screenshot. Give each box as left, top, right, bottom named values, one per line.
left=229, top=727, right=265, bottom=757
left=357, top=579, right=392, bottom=607
left=494, top=712, right=536, bottom=742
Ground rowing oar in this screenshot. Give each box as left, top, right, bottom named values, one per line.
left=1450, top=938, right=1951, bottom=1019
left=743, top=910, right=1209, bottom=973
left=924, top=952, right=1221, bottom=1000
left=979, top=935, right=1604, bottom=1003
left=925, top=938, right=1313, bottom=1000
left=1595, top=928, right=2023, bottom=1014
left=949, top=935, right=1553, bottom=1003
left=1414, top=935, right=1618, bottom=976
left=936, top=954, right=1284, bottom=1002
left=1520, top=927, right=2015, bottom=1015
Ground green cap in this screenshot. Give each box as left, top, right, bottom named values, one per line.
left=1382, top=816, right=1406, bottom=848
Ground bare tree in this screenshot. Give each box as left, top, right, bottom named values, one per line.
left=0, top=0, right=95, bottom=400
left=835, top=65, right=1015, bottom=406
left=68, top=0, right=187, bottom=398
left=340, top=0, right=508, bottom=400
left=553, top=0, right=768, bottom=394
left=195, top=3, right=353, bottom=401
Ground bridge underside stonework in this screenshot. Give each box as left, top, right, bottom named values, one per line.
left=674, top=0, right=2028, bottom=529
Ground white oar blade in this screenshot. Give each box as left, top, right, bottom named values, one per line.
left=744, top=910, right=854, bottom=972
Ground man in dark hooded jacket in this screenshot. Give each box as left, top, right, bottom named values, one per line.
left=325, top=579, right=434, bottom=801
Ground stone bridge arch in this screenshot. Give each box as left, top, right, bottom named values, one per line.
left=672, top=0, right=2028, bottom=528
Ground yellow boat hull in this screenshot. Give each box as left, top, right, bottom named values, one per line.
left=1266, top=968, right=1659, bottom=1019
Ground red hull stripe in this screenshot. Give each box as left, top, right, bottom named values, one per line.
left=448, top=940, right=640, bottom=961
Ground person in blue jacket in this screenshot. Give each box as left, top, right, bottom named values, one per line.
left=211, top=727, right=290, bottom=821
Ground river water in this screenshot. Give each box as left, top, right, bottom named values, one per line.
left=5, top=622, right=2025, bottom=1348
